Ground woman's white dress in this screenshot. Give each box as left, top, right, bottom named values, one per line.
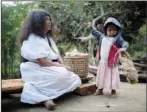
left=20, top=33, right=81, bottom=104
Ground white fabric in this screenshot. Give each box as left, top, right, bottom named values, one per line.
left=100, top=37, right=114, bottom=63
left=20, top=33, right=81, bottom=104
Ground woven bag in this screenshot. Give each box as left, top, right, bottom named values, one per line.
left=118, top=51, right=138, bottom=84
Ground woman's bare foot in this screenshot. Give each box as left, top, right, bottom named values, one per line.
left=44, top=100, right=57, bottom=110
left=94, top=89, right=103, bottom=95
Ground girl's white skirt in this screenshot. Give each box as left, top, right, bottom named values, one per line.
left=96, top=63, right=120, bottom=90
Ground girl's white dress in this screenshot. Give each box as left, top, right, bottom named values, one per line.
left=20, top=33, right=81, bottom=104
left=96, top=37, right=120, bottom=90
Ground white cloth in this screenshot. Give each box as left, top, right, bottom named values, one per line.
left=20, top=33, right=81, bottom=104
left=100, top=37, right=114, bottom=63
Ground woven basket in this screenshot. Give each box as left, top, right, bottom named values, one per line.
left=63, top=54, right=88, bottom=78
left=118, top=51, right=138, bottom=84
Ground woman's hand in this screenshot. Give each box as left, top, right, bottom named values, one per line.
left=37, top=58, right=72, bottom=71
left=37, top=58, right=64, bottom=67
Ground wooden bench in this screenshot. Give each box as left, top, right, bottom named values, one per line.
left=2, top=73, right=96, bottom=95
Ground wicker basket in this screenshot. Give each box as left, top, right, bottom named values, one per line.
left=63, top=54, right=89, bottom=78
left=118, top=51, right=138, bottom=84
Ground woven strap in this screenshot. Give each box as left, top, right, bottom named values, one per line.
left=114, top=51, right=132, bottom=64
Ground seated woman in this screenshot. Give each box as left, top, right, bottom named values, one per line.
left=19, top=9, right=81, bottom=110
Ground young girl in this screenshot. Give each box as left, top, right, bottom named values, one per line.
left=92, top=17, right=129, bottom=96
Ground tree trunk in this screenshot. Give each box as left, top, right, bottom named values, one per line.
left=88, top=39, right=95, bottom=65
left=4, top=50, right=8, bottom=79
left=100, top=2, right=104, bottom=15
left=88, top=2, right=105, bottom=65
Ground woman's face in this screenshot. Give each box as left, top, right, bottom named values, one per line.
left=44, top=16, right=52, bottom=33
left=106, top=24, right=117, bottom=37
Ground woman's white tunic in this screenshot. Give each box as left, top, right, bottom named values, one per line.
left=20, top=34, right=81, bottom=104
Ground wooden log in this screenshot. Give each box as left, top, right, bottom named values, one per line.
left=81, top=73, right=94, bottom=83
left=138, top=73, right=147, bottom=78
left=135, top=66, right=144, bottom=70
left=89, top=65, right=97, bottom=70
left=134, top=62, right=147, bottom=68
left=2, top=73, right=96, bottom=95
left=89, top=65, right=97, bottom=76
left=74, top=72, right=96, bottom=95
left=2, top=79, right=24, bottom=94
left=132, top=57, right=147, bottom=61
left=88, top=69, right=97, bottom=76
left=74, top=81, right=96, bottom=96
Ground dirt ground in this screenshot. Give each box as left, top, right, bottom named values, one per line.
left=2, top=82, right=146, bottom=112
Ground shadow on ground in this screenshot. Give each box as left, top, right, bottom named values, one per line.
left=2, top=92, right=79, bottom=112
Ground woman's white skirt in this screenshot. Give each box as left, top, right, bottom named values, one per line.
left=20, top=62, right=81, bottom=104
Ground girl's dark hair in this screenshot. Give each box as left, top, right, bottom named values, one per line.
left=19, top=9, right=51, bottom=45
left=103, top=22, right=121, bottom=36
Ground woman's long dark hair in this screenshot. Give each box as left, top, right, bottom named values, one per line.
left=19, top=9, right=52, bottom=45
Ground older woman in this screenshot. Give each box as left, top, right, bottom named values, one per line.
left=19, top=9, right=81, bottom=110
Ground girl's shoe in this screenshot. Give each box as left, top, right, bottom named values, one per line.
left=44, top=100, right=57, bottom=110
left=111, top=90, right=117, bottom=98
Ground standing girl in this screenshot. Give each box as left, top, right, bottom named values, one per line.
left=92, top=17, right=129, bottom=96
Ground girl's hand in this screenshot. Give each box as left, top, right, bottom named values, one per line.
left=77, top=34, right=93, bottom=42
left=116, top=48, right=126, bottom=54
left=114, top=48, right=126, bottom=60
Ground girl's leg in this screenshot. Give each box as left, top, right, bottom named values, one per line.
left=95, top=88, right=103, bottom=95
left=111, top=89, right=116, bottom=95
left=111, top=89, right=117, bottom=98
left=44, top=100, right=57, bottom=110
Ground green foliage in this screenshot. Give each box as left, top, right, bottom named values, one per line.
left=128, top=24, right=147, bottom=57
left=58, top=43, right=77, bottom=56
left=39, top=2, right=92, bottom=43
left=1, top=3, right=39, bottom=79
left=139, top=24, right=146, bottom=37
left=111, top=1, right=146, bottom=42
